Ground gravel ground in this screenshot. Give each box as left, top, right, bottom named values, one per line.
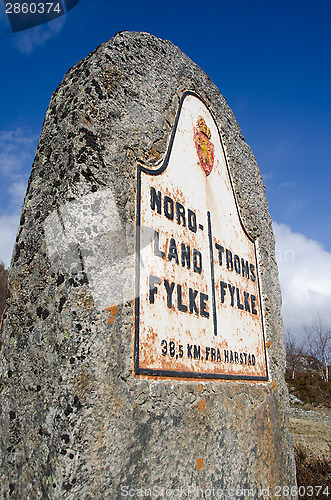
left=290, top=406, right=331, bottom=424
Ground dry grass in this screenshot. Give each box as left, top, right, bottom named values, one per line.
left=289, top=413, right=331, bottom=461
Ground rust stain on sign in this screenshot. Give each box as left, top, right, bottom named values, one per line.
left=134, top=91, right=268, bottom=381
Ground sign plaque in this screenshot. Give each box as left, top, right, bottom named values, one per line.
left=134, top=92, right=268, bottom=380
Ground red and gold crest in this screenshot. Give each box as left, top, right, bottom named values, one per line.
left=194, top=117, right=214, bottom=176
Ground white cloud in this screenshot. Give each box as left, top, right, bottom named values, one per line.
left=273, top=222, right=331, bottom=339
left=8, top=179, right=28, bottom=205
left=0, top=127, right=36, bottom=265
left=13, top=15, right=66, bottom=55
left=0, top=128, right=37, bottom=176
left=0, top=213, right=20, bottom=268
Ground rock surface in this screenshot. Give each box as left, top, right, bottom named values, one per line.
left=0, top=31, right=296, bottom=499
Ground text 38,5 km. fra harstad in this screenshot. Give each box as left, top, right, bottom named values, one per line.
left=134, top=92, right=268, bottom=381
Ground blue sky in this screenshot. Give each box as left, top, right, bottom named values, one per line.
left=0, top=0, right=330, bottom=336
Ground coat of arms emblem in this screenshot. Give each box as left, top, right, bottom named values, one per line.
left=194, top=117, right=214, bottom=176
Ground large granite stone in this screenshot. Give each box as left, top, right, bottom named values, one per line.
left=0, top=31, right=297, bottom=499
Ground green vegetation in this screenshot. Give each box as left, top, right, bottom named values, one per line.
left=286, top=369, right=331, bottom=408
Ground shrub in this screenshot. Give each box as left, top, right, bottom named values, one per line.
left=286, top=371, right=331, bottom=408
left=295, top=446, right=330, bottom=499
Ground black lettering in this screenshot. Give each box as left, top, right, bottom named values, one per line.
left=178, top=345, right=183, bottom=358
left=241, top=259, right=249, bottom=279
left=188, top=209, right=197, bottom=232
left=217, top=348, right=222, bottom=362
left=187, top=344, right=193, bottom=358
left=229, top=350, right=234, bottom=363
left=251, top=295, right=258, bottom=315
left=243, top=353, right=247, bottom=364
left=193, top=249, right=202, bottom=274
left=164, top=196, right=174, bottom=220
left=150, top=187, right=161, bottom=214
left=234, top=352, right=239, bottom=363
left=206, top=346, right=210, bottom=361
left=169, top=341, right=175, bottom=357
left=248, top=354, right=252, bottom=365
left=215, top=243, right=225, bottom=266
left=234, top=255, right=241, bottom=274
left=194, top=345, right=201, bottom=360
left=164, top=280, right=175, bottom=308
left=200, top=293, right=209, bottom=318
left=220, top=281, right=227, bottom=303
left=226, top=249, right=233, bottom=271
left=161, top=339, right=167, bottom=355
left=176, top=202, right=186, bottom=227
left=243, top=291, right=251, bottom=312
left=153, top=230, right=165, bottom=258
left=250, top=264, right=256, bottom=282
left=181, top=243, right=190, bottom=268
left=239, top=353, right=243, bottom=364
left=177, top=284, right=188, bottom=312
left=224, top=350, right=229, bottom=363
left=252, top=354, right=256, bottom=366
left=228, top=284, right=235, bottom=306
left=167, top=238, right=179, bottom=264
left=149, top=275, right=161, bottom=303
left=210, top=348, right=216, bottom=361
left=189, top=288, right=199, bottom=314
left=236, top=288, right=244, bottom=310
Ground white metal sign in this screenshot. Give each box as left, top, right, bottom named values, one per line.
left=134, top=91, right=268, bottom=380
